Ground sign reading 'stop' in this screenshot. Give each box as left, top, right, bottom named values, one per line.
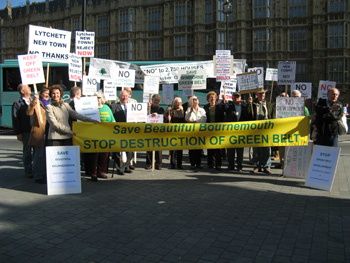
left=28, top=25, right=71, bottom=64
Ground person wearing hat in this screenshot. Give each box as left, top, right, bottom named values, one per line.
left=223, top=91, right=249, bottom=171
left=247, top=89, right=275, bottom=174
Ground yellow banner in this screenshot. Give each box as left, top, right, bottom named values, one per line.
left=72, top=116, right=310, bottom=153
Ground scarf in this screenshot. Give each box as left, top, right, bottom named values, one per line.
left=40, top=97, right=50, bottom=107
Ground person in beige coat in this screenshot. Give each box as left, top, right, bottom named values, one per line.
left=27, top=86, right=50, bottom=183
left=46, top=85, right=98, bottom=146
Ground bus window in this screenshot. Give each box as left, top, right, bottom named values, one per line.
left=3, top=68, right=21, bottom=91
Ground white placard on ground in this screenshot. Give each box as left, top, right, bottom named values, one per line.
left=283, top=141, right=313, bottom=178
left=46, top=146, right=81, bottom=195
left=305, top=145, right=341, bottom=191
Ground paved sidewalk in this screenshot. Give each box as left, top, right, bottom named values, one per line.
left=0, top=135, right=350, bottom=263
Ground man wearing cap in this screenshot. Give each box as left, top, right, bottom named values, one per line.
left=247, top=89, right=275, bottom=174
left=224, top=92, right=249, bottom=171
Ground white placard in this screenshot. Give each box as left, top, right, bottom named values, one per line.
left=162, top=84, right=174, bottom=105
left=317, top=80, right=336, bottom=99
left=115, top=69, right=135, bottom=88
left=147, top=114, right=164, bottom=124
left=82, top=75, right=100, bottom=96
left=265, top=68, right=278, bottom=81
left=220, top=79, right=237, bottom=101
left=68, top=53, right=83, bottom=82
left=276, top=97, right=305, bottom=119
left=283, top=141, right=313, bottom=178
left=248, top=67, right=264, bottom=88
left=291, top=82, right=312, bottom=99
left=103, top=80, right=117, bottom=101
left=28, top=25, right=71, bottom=63
left=178, top=69, right=206, bottom=90
left=277, top=61, right=296, bottom=85
left=144, top=76, right=159, bottom=94
left=75, top=31, right=95, bottom=57
left=74, top=96, right=100, bottom=121
left=46, top=146, right=81, bottom=195
left=127, top=103, right=147, bottom=123
left=305, top=145, right=341, bottom=191
left=183, top=89, right=192, bottom=97
left=18, top=54, right=45, bottom=85
left=237, top=72, right=259, bottom=91
left=216, top=50, right=232, bottom=81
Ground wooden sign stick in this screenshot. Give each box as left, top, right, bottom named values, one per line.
left=33, top=84, right=43, bottom=124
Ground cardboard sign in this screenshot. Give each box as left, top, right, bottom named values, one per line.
left=276, top=97, right=305, bottom=119
left=318, top=80, right=336, bottom=99
left=283, top=141, right=313, bottom=178
left=220, top=78, right=237, bottom=101
left=28, top=25, right=71, bottom=63
left=291, top=82, right=312, bottom=99
left=68, top=53, right=83, bottom=82
left=248, top=67, right=264, bottom=88
left=18, top=54, right=45, bottom=85
left=147, top=114, right=164, bottom=123
left=103, top=80, right=117, bottom=101
left=265, top=68, right=278, bottom=81
left=75, top=31, right=95, bottom=57
left=127, top=103, right=147, bottom=123
left=46, top=146, right=81, bottom=195
left=215, top=50, right=232, bottom=81
left=162, top=84, right=174, bottom=105
left=82, top=75, right=100, bottom=96
left=178, top=69, right=206, bottom=90
left=236, top=72, right=259, bottom=93
left=144, top=76, right=160, bottom=94
left=277, top=61, right=296, bottom=85
left=305, top=145, right=341, bottom=191
left=74, top=96, right=100, bottom=121
left=114, top=69, right=135, bottom=88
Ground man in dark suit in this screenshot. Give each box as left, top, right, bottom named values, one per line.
left=224, top=92, right=249, bottom=171
left=110, top=90, right=133, bottom=175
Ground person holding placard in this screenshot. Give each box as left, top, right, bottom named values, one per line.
left=146, top=94, right=165, bottom=170
left=84, top=90, right=115, bottom=181
left=46, top=85, right=98, bottom=146
left=185, top=96, right=207, bottom=169
left=314, top=88, right=343, bottom=147
left=26, top=86, right=50, bottom=184
left=12, top=84, right=34, bottom=178
left=248, top=89, right=275, bottom=174
left=204, top=91, right=225, bottom=171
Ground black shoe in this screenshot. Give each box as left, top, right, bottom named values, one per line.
left=91, top=176, right=98, bottom=182
left=227, top=166, right=235, bottom=170
left=125, top=169, right=132, bottom=173
left=117, top=170, right=124, bottom=175
left=216, top=167, right=222, bottom=171
left=35, top=178, right=46, bottom=184
left=145, top=166, right=152, bottom=170
left=178, top=166, right=184, bottom=170
left=236, top=167, right=243, bottom=172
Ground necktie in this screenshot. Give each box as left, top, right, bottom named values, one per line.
left=124, top=104, right=127, bottom=116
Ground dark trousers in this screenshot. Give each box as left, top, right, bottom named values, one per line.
left=170, top=150, right=182, bottom=168
left=207, top=149, right=222, bottom=168
left=189, top=149, right=202, bottom=167
left=227, top=147, right=244, bottom=169
left=146, top=151, right=162, bottom=167
left=22, top=132, right=33, bottom=174
left=84, top=152, right=109, bottom=176
left=113, top=152, right=132, bottom=173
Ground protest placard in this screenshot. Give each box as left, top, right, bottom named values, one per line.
left=74, top=96, right=100, bottom=121
left=68, top=53, right=82, bottom=82
left=248, top=67, right=264, bottom=88
left=317, top=80, right=336, bottom=99
left=220, top=78, right=237, bottom=101
left=276, top=97, right=305, bottom=119
left=103, top=80, right=117, bottom=101
left=178, top=69, right=206, bottom=90
left=46, top=146, right=81, bottom=195
left=75, top=31, right=95, bottom=57
left=144, top=76, right=159, bottom=95
left=305, top=145, right=341, bottom=191
left=147, top=114, right=164, bottom=124
left=215, top=50, right=232, bottom=81
left=18, top=54, right=45, bottom=85
left=127, top=103, right=147, bottom=123
left=283, top=141, right=313, bottom=178
left=114, top=69, right=135, bottom=88
left=291, top=82, right=312, bottom=99
left=236, top=72, right=259, bottom=93
left=277, top=61, right=296, bottom=85
left=28, top=25, right=71, bottom=63
left=82, top=75, right=100, bottom=96
left=162, top=84, right=174, bottom=105
left=265, top=68, right=278, bottom=81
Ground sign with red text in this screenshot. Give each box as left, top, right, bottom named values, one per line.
left=68, top=53, right=83, bottom=82
left=75, top=31, right=95, bottom=57
left=276, top=97, right=305, bottom=119
left=127, top=103, right=147, bottom=123
left=28, top=25, right=71, bottom=63
left=220, top=78, right=237, bottom=101
left=317, top=80, right=336, bottom=99
left=291, top=82, right=312, bottom=99
left=18, top=54, right=45, bottom=85
left=147, top=114, right=164, bottom=124
left=215, top=50, right=232, bottom=81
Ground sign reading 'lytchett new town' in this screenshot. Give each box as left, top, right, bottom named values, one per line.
left=75, top=31, right=95, bottom=57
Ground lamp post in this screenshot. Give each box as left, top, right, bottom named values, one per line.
left=223, top=0, right=233, bottom=50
